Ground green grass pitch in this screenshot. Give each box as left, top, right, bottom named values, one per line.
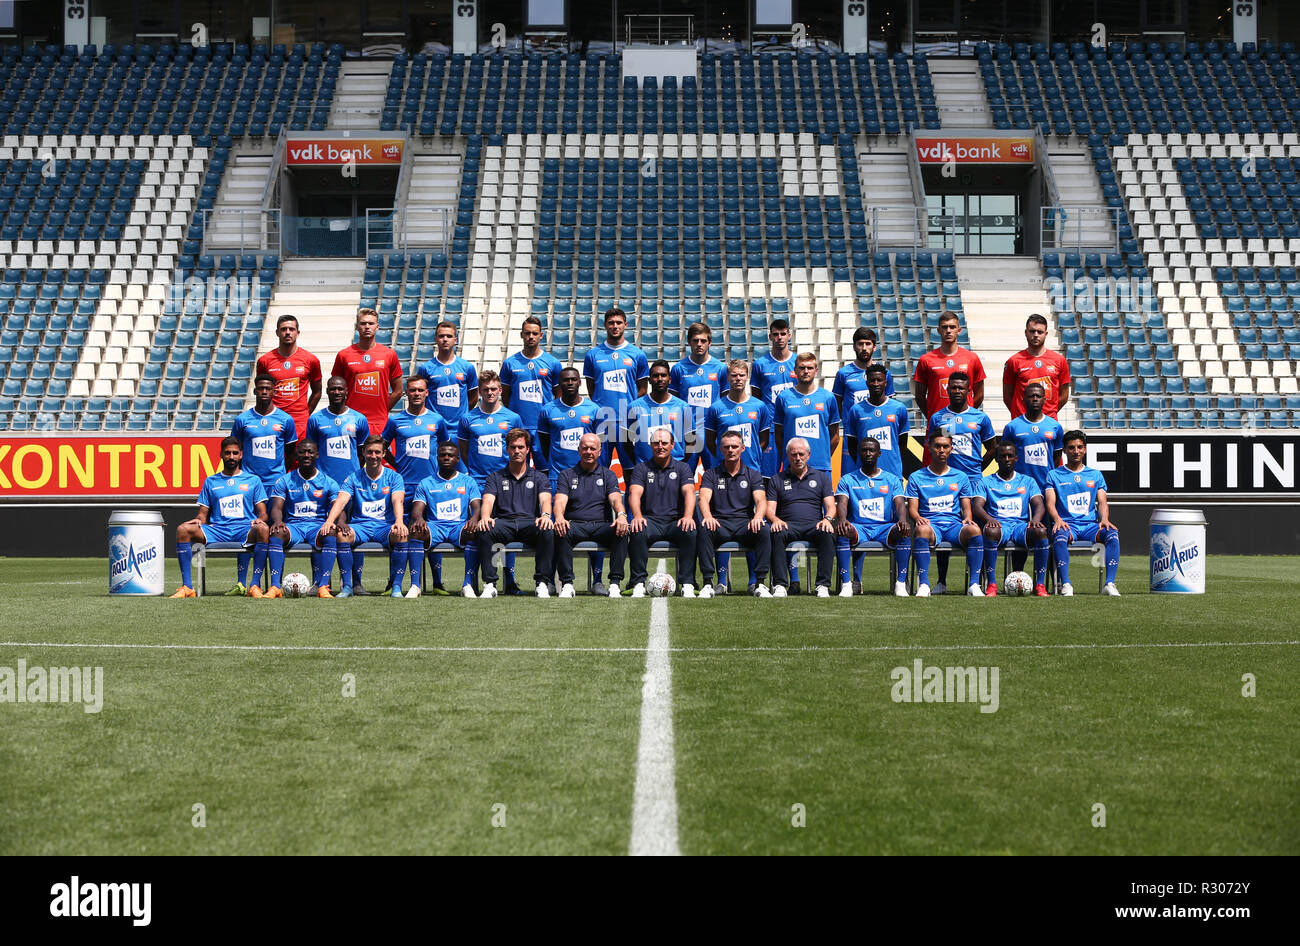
left=0, top=555, right=1296, bottom=855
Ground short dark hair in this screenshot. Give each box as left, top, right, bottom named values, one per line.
left=406, top=375, right=428, bottom=389
left=254, top=372, right=276, bottom=387
left=928, top=429, right=953, bottom=445
left=362, top=435, right=386, bottom=450
left=1063, top=429, right=1087, bottom=447
left=1024, top=381, right=1045, bottom=394
left=506, top=428, right=530, bottom=446
left=1026, top=314, right=1048, bottom=329
left=719, top=430, right=744, bottom=444
left=650, top=359, right=671, bottom=373
left=604, top=306, right=627, bottom=324
left=769, top=318, right=790, bottom=332
left=853, top=326, right=878, bottom=344
left=522, top=315, right=543, bottom=330
left=275, top=314, right=299, bottom=330
left=687, top=321, right=712, bottom=340
left=948, top=371, right=970, bottom=386
left=865, top=363, right=889, bottom=378
left=938, top=312, right=961, bottom=326
left=220, top=435, right=241, bottom=450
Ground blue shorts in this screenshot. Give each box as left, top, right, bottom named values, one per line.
left=201, top=521, right=257, bottom=546
left=931, top=520, right=968, bottom=545
left=426, top=519, right=470, bottom=547
left=1062, top=521, right=1115, bottom=544
left=992, top=519, right=1029, bottom=546
left=283, top=520, right=328, bottom=548
left=851, top=521, right=897, bottom=546
left=349, top=519, right=395, bottom=546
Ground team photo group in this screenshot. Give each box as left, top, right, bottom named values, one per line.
left=168, top=303, right=1121, bottom=600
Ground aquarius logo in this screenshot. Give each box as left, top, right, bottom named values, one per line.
left=109, top=542, right=157, bottom=580
left=1152, top=536, right=1198, bottom=581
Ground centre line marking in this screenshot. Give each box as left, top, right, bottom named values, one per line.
left=630, top=560, right=681, bottom=856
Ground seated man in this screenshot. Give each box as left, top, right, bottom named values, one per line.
left=170, top=436, right=271, bottom=597
left=766, top=437, right=837, bottom=597
left=834, top=437, right=912, bottom=598
left=973, top=441, right=1050, bottom=597
left=697, top=430, right=772, bottom=598
left=474, top=428, right=556, bottom=599
left=627, top=428, right=698, bottom=598
left=321, top=434, right=409, bottom=598
left=1044, top=429, right=1121, bottom=597
left=265, top=438, right=341, bottom=598
left=408, top=442, right=482, bottom=598
left=904, top=430, right=983, bottom=597
left=552, top=432, right=630, bottom=598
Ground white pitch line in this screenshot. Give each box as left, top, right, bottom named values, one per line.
left=629, top=561, right=681, bottom=856
left=0, top=640, right=1295, bottom=655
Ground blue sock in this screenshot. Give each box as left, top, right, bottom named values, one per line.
left=236, top=551, right=250, bottom=585
left=914, top=541, right=931, bottom=586
left=310, top=550, right=322, bottom=587
left=337, top=545, right=354, bottom=590
left=591, top=551, right=604, bottom=584
left=894, top=538, right=911, bottom=584
left=1053, top=532, right=1071, bottom=585
left=407, top=541, right=426, bottom=589
left=250, top=541, right=268, bottom=587
left=269, top=541, right=285, bottom=587
left=390, top=543, right=408, bottom=589
left=965, top=538, right=983, bottom=588
left=982, top=537, right=998, bottom=587
left=717, top=551, right=730, bottom=586
left=430, top=553, right=443, bottom=585
left=1032, top=538, right=1049, bottom=586
left=852, top=550, right=865, bottom=583
left=353, top=549, right=365, bottom=585
left=836, top=539, right=852, bottom=584
left=177, top=542, right=193, bottom=588
left=1103, top=528, right=1120, bottom=584
left=317, top=537, right=337, bottom=589
left=463, top=544, right=479, bottom=588
left=505, top=552, right=516, bottom=585
left=745, top=550, right=756, bottom=587
left=788, top=551, right=800, bottom=584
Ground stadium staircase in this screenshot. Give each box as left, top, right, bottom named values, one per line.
left=203, top=147, right=276, bottom=250
left=930, top=59, right=992, bottom=129
left=328, top=61, right=392, bottom=131
left=1046, top=142, right=1118, bottom=247
left=259, top=258, right=365, bottom=369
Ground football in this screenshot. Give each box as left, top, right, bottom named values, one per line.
left=282, top=573, right=311, bottom=598
left=1003, top=571, right=1033, bottom=596
left=647, top=573, right=677, bottom=597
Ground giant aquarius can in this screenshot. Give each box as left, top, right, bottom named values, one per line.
left=1149, top=508, right=1207, bottom=594
left=108, top=510, right=165, bottom=596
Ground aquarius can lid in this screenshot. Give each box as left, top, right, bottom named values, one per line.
left=108, top=510, right=165, bottom=526
left=1149, top=507, right=1207, bottom=526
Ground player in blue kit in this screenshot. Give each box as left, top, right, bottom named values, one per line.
left=751, top=318, right=798, bottom=478
left=499, top=316, right=562, bottom=465
left=583, top=306, right=649, bottom=469
left=905, top=430, right=984, bottom=597
left=834, top=438, right=912, bottom=598
left=408, top=442, right=483, bottom=598
left=705, top=359, right=771, bottom=593
left=458, top=370, right=524, bottom=591
left=415, top=320, right=478, bottom=428
left=1044, top=430, right=1121, bottom=597
left=169, top=437, right=271, bottom=598
left=670, top=321, right=726, bottom=468
left=625, top=361, right=691, bottom=465
left=538, top=367, right=600, bottom=492
left=306, top=376, right=371, bottom=485
left=832, top=326, right=895, bottom=420
left=1000, top=383, right=1064, bottom=489
left=383, top=376, right=453, bottom=591
left=972, top=442, right=1051, bottom=597
left=774, top=352, right=840, bottom=473
left=321, top=435, right=408, bottom=598
left=265, top=439, right=340, bottom=598
left=228, top=373, right=297, bottom=592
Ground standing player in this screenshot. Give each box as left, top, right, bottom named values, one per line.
left=705, top=359, right=772, bottom=590
left=696, top=430, right=773, bottom=597
left=905, top=430, right=984, bottom=597
left=409, top=442, right=482, bottom=598
left=499, top=315, right=562, bottom=467
left=670, top=321, right=726, bottom=468
left=228, top=373, right=296, bottom=594
left=626, top=428, right=698, bottom=599
left=1003, top=313, right=1071, bottom=419
left=458, top=371, right=524, bottom=591
left=842, top=364, right=910, bottom=592
left=305, top=376, right=370, bottom=491
left=1044, top=430, right=1121, bottom=597
left=832, top=326, right=895, bottom=424
left=255, top=314, right=322, bottom=454
left=332, top=307, right=404, bottom=440
left=416, top=320, right=479, bottom=429
left=265, top=439, right=340, bottom=599
left=584, top=306, right=649, bottom=470
left=834, top=437, right=912, bottom=598
left=625, top=361, right=691, bottom=465
left=552, top=432, right=630, bottom=598
left=972, top=441, right=1051, bottom=597
left=766, top=438, right=837, bottom=597
left=473, top=429, right=556, bottom=599
left=538, top=367, right=600, bottom=492
left=751, top=318, right=798, bottom=479
left=169, top=437, right=271, bottom=598
left=321, top=435, right=408, bottom=598
left=913, top=311, right=986, bottom=420
left=774, top=352, right=841, bottom=474
left=383, top=376, right=451, bottom=590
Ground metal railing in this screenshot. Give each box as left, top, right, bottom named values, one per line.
left=200, top=208, right=282, bottom=254
left=1034, top=126, right=1061, bottom=208
left=624, top=14, right=694, bottom=46
left=364, top=207, right=451, bottom=255
left=868, top=204, right=929, bottom=253
left=1040, top=205, right=1121, bottom=254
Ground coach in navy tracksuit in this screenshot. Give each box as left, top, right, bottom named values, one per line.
left=627, top=428, right=698, bottom=597
left=767, top=437, right=837, bottom=596
left=474, top=428, right=556, bottom=598
left=696, top=429, right=772, bottom=596
left=553, top=432, right=630, bottom=597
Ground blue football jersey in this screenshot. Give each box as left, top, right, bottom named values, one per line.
left=583, top=342, right=649, bottom=414
left=774, top=386, right=841, bottom=472
left=196, top=472, right=267, bottom=525
left=704, top=394, right=772, bottom=470
left=1001, top=414, right=1065, bottom=489
left=978, top=471, right=1042, bottom=524
left=340, top=466, right=406, bottom=525
left=752, top=352, right=797, bottom=407
left=416, top=355, right=478, bottom=425
left=670, top=355, right=726, bottom=435
left=836, top=468, right=906, bottom=526
left=230, top=407, right=297, bottom=487
left=905, top=467, right=973, bottom=526
left=271, top=469, right=340, bottom=522
left=413, top=471, right=481, bottom=524
left=626, top=395, right=691, bottom=463
left=539, top=397, right=600, bottom=473
left=1046, top=465, right=1108, bottom=527
left=927, top=406, right=996, bottom=479
left=382, top=409, right=451, bottom=488
left=832, top=362, right=896, bottom=414
left=305, top=406, right=370, bottom=484
left=844, top=397, right=910, bottom=478
left=458, top=405, right=524, bottom=483
left=499, top=350, right=563, bottom=443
